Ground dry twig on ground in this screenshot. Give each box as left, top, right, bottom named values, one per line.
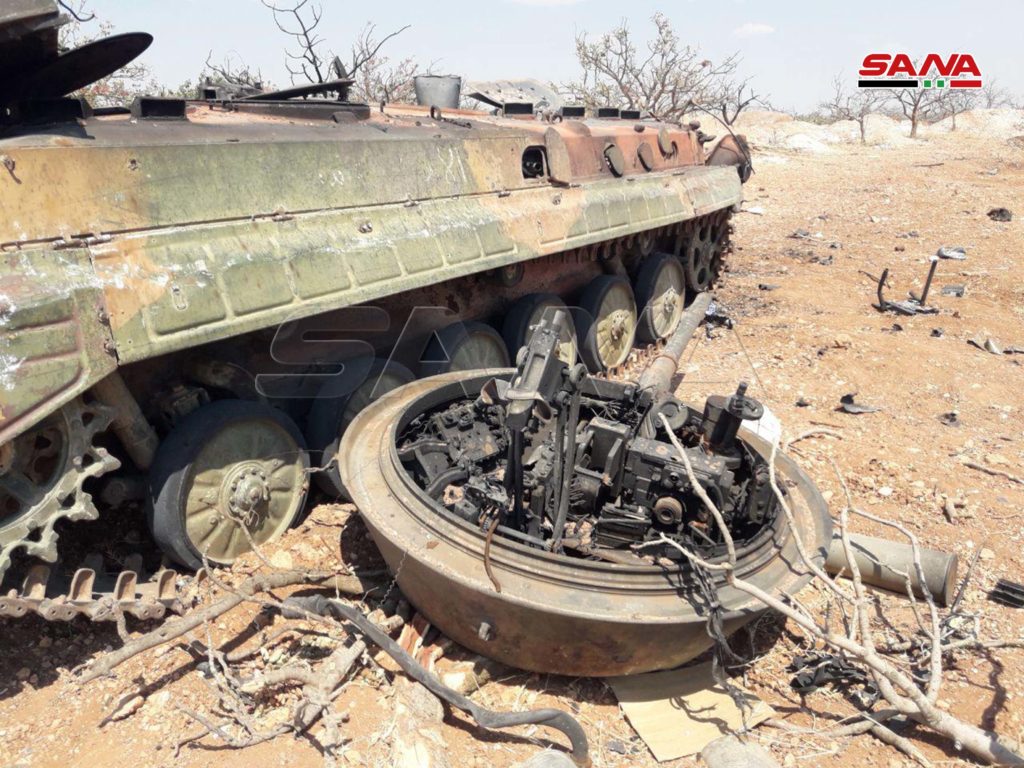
left=656, top=413, right=1024, bottom=766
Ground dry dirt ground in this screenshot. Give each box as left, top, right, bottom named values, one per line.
left=1, top=130, right=1023, bottom=768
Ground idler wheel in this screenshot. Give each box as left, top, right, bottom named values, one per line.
left=577, top=275, right=637, bottom=372
left=634, top=252, right=686, bottom=343
left=338, top=370, right=832, bottom=677
left=420, top=321, right=511, bottom=377
left=307, top=358, right=416, bottom=498
left=148, top=400, right=309, bottom=569
left=503, top=293, right=578, bottom=365
left=682, top=212, right=728, bottom=292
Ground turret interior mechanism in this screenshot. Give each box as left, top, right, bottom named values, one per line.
left=397, top=311, right=779, bottom=562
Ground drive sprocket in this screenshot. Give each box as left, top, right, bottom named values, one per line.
left=0, top=396, right=121, bottom=580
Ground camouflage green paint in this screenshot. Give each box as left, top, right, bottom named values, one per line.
left=0, top=107, right=742, bottom=445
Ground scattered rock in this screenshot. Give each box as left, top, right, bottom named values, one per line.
left=269, top=550, right=294, bottom=570
left=931, top=328, right=944, bottom=338
left=968, top=336, right=1003, bottom=355
left=606, top=739, right=628, bottom=755
left=980, top=548, right=996, bottom=561
left=795, top=397, right=812, bottom=408
left=516, top=752, right=577, bottom=768
left=758, top=283, right=779, bottom=291
left=987, top=207, right=1012, bottom=222
left=938, top=412, right=960, bottom=427
left=878, top=487, right=894, bottom=498
left=103, top=694, right=145, bottom=724
left=941, top=285, right=965, bottom=297
left=389, top=678, right=452, bottom=768
left=833, top=333, right=853, bottom=349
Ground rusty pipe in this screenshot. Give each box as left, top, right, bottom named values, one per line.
left=91, top=372, right=159, bottom=471
left=826, top=533, right=958, bottom=606
left=638, top=291, right=712, bottom=399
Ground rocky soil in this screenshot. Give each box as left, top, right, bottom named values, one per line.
left=1, top=127, right=1022, bottom=768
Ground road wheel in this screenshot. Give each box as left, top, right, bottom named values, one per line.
left=682, top=213, right=728, bottom=292
left=634, top=252, right=685, bottom=343
left=502, top=293, right=577, bottom=365
left=420, top=321, right=510, bottom=377
left=307, top=358, right=415, bottom=498
left=577, top=275, right=637, bottom=372
left=148, top=400, right=309, bottom=570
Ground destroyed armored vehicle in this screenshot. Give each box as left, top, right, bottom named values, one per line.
left=341, top=311, right=831, bottom=675
left=0, top=1, right=751, bottom=620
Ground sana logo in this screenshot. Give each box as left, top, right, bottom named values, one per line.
left=858, top=54, right=982, bottom=89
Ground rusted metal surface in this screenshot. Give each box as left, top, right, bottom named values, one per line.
left=0, top=103, right=740, bottom=444
left=339, top=368, right=831, bottom=677
left=0, top=6, right=751, bottom=601
left=0, top=560, right=184, bottom=621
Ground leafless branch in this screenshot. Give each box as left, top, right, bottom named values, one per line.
left=654, top=413, right=1024, bottom=765
left=559, top=13, right=753, bottom=123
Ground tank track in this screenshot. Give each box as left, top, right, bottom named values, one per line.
left=0, top=210, right=732, bottom=625
left=0, top=398, right=184, bottom=622
left=0, top=557, right=185, bottom=622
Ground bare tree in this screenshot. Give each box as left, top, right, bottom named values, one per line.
left=560, top=14, right=749, bottom=123
left=822, top=75, right=886, bottom=143
left=58, top=0, right=158, bottom=106
left=936, top=87, right=978, bottom=131
left=347, top=24, right=425, bottom=105
left=980, top=79, right=1015, bottom=109
left=261, top=0, right=410, bottom=86
left=203, top=52, right=266, bottom=92
left=711, top=77, right=765, bottom=127
left=889, top=73, right=943, bottom=138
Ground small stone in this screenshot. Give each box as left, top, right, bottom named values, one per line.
left=606, top=739, right=627, bottom=755
left=784, top=756, right=797, bottom=768
left=980, top=548, right=996, bottom=561
left=833, top=333, right=853, bottom=349
left=15, top=668, right=30, bottom=681
left=343, top=749, right=364, bottom=765
left=269, top=550, right=294, bottom=570
left=878, top=486, right=894, bottom=498
left=38, top=637, right=52, bottom=649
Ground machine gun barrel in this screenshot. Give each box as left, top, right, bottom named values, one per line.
left=637, top=292, right=712, bottom=399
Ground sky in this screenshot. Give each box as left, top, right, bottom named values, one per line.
left=86, top=0, right=1022, bottom=113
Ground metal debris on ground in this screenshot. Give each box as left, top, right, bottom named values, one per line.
left=941, top=285, right=965, bottom=297
left=987, top=207, right=1013, bottom=222
left=873, top=266, right=939, bottom=316
left=788, top=652, right=880, bottom=710
left=837, top=394, right=881, bottom=415
left=936, top=246, right=967, bottom=260
left=990, top=579, right=1024, bottom=609
left=788, top=228, right=819, bottom=240
left=704, top=300, right=735, bottom=330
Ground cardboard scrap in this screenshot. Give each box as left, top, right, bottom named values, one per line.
left=608, top=663, right=775, bottom=762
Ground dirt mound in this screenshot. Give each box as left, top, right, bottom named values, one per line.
left=733, top=109, right=912, bottom=152
left=928, top=107, right=1024, bottom=137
